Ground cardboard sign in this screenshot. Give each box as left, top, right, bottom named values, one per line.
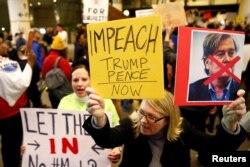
left=7, top=0, right=29, bottom=21
left=153, top=2, right=187, bottom=28
left=87, top=15, right=164, bottom=99
left=83, top=0, right=109, bottom=23
left=174, top=27, right=245, bottom=106
left=20, top=108, right=112, bottom=167
left=26, top=31, right=34, bottom=55
left=226, top=12, right=237, bottom=21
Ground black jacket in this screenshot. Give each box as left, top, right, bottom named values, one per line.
left=188, top=78, right=240, bottom=101
left=83, top=115, right=246, bottom=167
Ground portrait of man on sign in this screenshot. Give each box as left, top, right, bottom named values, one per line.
left=188, top=31, right=244, bottom=102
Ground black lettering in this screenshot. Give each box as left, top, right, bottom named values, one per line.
left=89, top=30, right=93, bottom=56
left=88, top=159, right=97, bottom=167
left=115, top=26, right=125, bottom=51
left=73, top=114, right=83, bottom=135
left=111, top=84, right=142, bottom=96
left=120, top=85, right=129, bottom=95
left=88, top=8, right=92, bottom=13
left=100, top=57, right=113, bottom=70
left=130, top=85, right=142, bottom=96
left=116, top=71, right=124, bottom=82
left=93, top=29, right=105, bottom=54
left=136, top=25, right=147, bottom=49
left=108, top=71, right=115, bottom=82
left=100, top=8, right=105, bottom=14
left=24, top=111, right=37, bottom=133
left=122, top=59, right=129, bottom=70
left=106, top=28, right=115, bottom=54
left=28, top=154, right=46, bottom=167
left=60, top=158, right=69, bottom=167
left=111, top=84, right=120, bottom=95
left=113, top=58, right=122, bottom=70
left=51, top=158, right=59, bottom=167
left=89, top=24, right=160, bottom=55
left=37, top=112, right=48, bottom=135
left=130, top=59, right=139, bottom=69
left=140, top=68, right=150, bottom=79
left=140, top=57, right=148, bottom=68
left=146, top=24, right=159, bottom=54
left=62, top=113, right=74, bottom=135
left=124, top=25, right=136, bottom=52
left=93, top=8, right=98, bottom=14
left=48, top=112, right=57, bottom=135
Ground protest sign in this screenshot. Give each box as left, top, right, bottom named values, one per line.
left=20, top=108, right=112, bottom=167
left=87, top=15, right=164, bottom=99
left=153, top=1, right=187, bottom=28
left=83, top=0, right=109, bottom=23
left=174, top=26, right=245, bottom=106
left=135, top=9, right=154, bottom=17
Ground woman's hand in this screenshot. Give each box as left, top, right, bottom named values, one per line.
left=85, top=87, right=106, bottom=127
left=222, top=89, right=246, bottom=132
left=20, top=145, right=26, bottom=156
left=108, top=147, right=122, bottom=163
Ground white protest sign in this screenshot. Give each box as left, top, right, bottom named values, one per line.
left=83, top=0, right=109, bottom=23
left=135, top=9, right=154, bottom=17
left=20, top=108, right=112, bottom=167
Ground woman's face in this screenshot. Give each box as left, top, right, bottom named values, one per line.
left=71, top=67, right=90, bottom=98
left=138, top=100, right=168, bottom=136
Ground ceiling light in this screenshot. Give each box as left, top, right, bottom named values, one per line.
left=123, top=10, right=130, bottom=16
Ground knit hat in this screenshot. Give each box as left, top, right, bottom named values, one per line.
left=51, top=35, right=66, bottom=50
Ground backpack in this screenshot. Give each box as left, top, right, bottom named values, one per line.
left=45, top=57, right=72, bottom=100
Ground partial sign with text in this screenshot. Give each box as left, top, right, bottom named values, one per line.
left=20, top=108, right=112, bottom=167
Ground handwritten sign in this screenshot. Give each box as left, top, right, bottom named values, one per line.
left=87, top=15, right=164, bottom=99
left=7, top=0, right=30, bottom=21
left=20, top=108, right=112, bottom=167
left=153, top=1, right=187, bottom=28
left=83, top=0, right=109, bottom=23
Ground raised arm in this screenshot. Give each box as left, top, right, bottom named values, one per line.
left=85, top=87, right=107, bottom=127
left=221, top=89, right=246, bottom=132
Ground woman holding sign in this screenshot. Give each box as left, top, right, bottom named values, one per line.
left=58, top=57, right=122, bottom=163
left=83, top=88, right=248, bottom=167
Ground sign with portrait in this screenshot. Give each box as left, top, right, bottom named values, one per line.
left=87, top=15, right=164, bottom=99
left=20, top=108, right=112, bottom=167
left=174, top=26, right=245, bottom=106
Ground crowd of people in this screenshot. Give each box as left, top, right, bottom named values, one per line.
left=0, top=11, right=250, bottom=167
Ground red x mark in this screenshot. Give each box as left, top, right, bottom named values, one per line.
left=203, top=55, right=241, bottom=86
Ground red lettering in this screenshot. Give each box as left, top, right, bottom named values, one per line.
left=49, top=138, right=56, bottom=154
left=62, top=137, right=78, bottom=154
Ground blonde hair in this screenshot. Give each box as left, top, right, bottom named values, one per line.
left=129, top=90, right=183, bottom=141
